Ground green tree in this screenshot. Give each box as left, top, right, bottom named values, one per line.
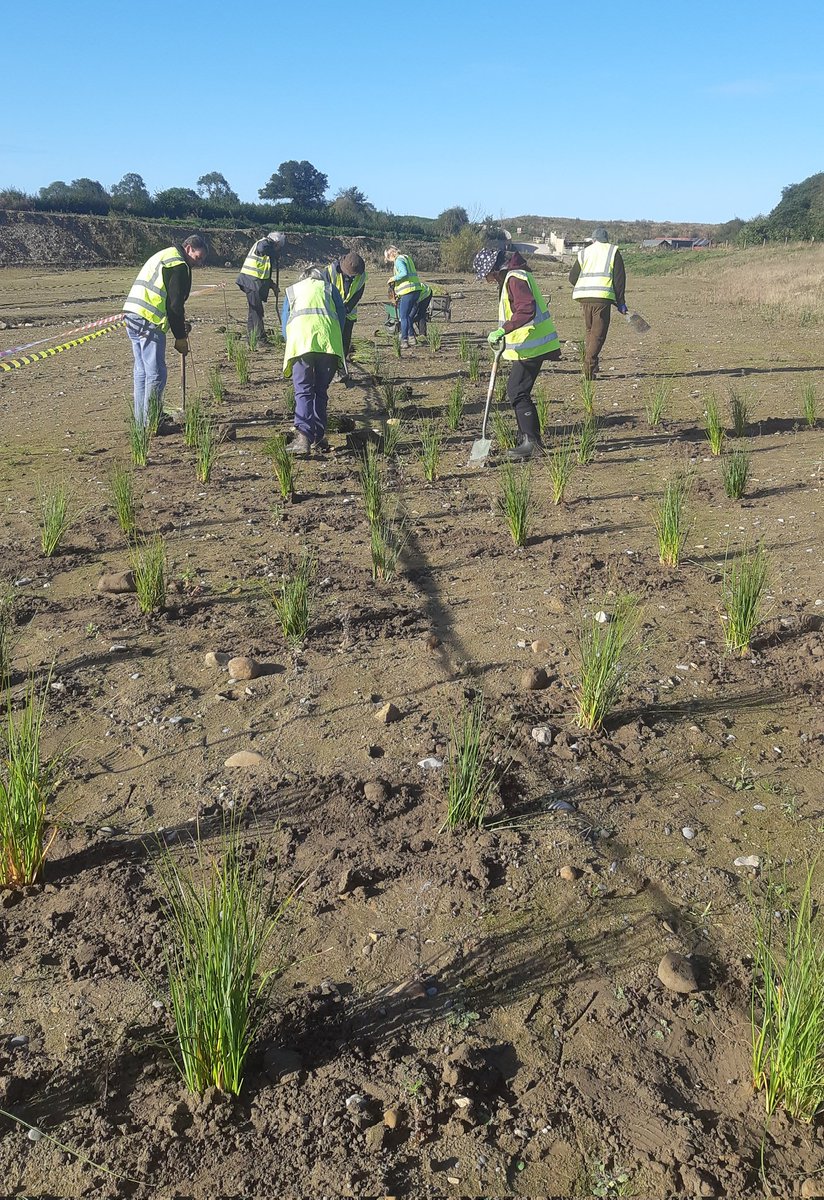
left=111, top=172, right=151, bottom=212
left=196, top=171, right=240, bottom=206
left=153, top=187, right=205, bottom=218
left=329, top=186, right=374, bottom=221
left=259, top=160, right=328, bottom=207
left=436, top=206, right=469, bottom=236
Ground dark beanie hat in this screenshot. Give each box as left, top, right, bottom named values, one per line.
left=340, top=252, right=365, bottom=276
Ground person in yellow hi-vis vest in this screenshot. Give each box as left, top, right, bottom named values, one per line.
left=123, top=235, right=207, bottom=425
left=384, top=246, right=431, bottom=349
left=474, top=246, right=562, bottom=462
left=281, top=268, right=347, bottom=456
left=568, top=227, right=628, bottom=380
left=324, top=251, right=366, bottom=363
left=236, top=231, right=286, bottom=340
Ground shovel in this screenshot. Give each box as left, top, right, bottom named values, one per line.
left=468, top=343, right=504, bottom=466
left=625, top=311, right=651, bottom=333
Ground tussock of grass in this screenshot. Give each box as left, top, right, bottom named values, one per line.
left=272, top=552, right=314, bottom=647
left=426, top=324, right=442, bottom=352
left=534, top=384, right=550, bottom=436
left=0, top=586, right=14, bottom=681
left=458, top=333, right=470, bottom=363
left=498, top=462, right=533, bottom=547
left=580, top=376, right=596, bottom=416
left=357, top=444, right=384, bottom=527
left=264, top=433, right=297, bottom=500
left=654, top=470, right=690, bottom=565
left=233, top=341, right=250, bottom=384
left=371, top=511, right=406, bottom=582
left=284, top=383, right=296, bottom=417
left=38, top=482, right=73, bottom=557
left=378, top=376, right=405, bottom=416
left=491, top=408, right=517, bottom=451
left=446, top=381, right=465, bottom=431
left=0, top=675, right=58, bottom=887
left=184, top=396, right=205, bottom=449
left=575, top=595, right=642, bottom=730
left=444, top=695, right=498, bottom=830
left=382, top=419, right=403, bottom=458
left=704, top=393, right=725, bottom=455
left=109, top=463, right=137, bottom=540
left=147, top=389, right=164, bottom=437
left=645, top=377, right=672, bottom=426
left=418, top=419, right=444, bottom=483
left=728, top=386, right=750, bottom=437
left=577, top=413, right=600, bottom=464
left=130, top=534, right=167, bottom=614
left=722, top=541, right=768, bottom=656
left=721, top=445, right=751, bottom=499
left=546, top=434, right=576, bottom=505
left=208, top=367, right=225, bottom=404
left=801, top=382, right=818, bottom=429
left=467, top=346, right=481, bottom=383
left=127, top=407, right=150, bottom=467
left=194, top=417, right=221, bottom=483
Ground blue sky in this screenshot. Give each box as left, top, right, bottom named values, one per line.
left=2, top=0, right=822, bottom=224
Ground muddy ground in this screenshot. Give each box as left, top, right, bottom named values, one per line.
left=0, top=253, right=823, bottom=1199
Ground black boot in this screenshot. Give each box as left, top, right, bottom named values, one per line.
left=504, top=436, right=542, bottom=462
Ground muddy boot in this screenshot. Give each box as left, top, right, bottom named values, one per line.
left=504, top=436, right=542, bottom=463
left=400, top=339, right=409, bottom=350
left=288, top=431, right=311, bottom=456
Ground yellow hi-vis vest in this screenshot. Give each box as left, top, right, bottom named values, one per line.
left=283, top=277, right=344, bottom=378
left=390, top=254, right=421, bottom=297
left=123, top=246, right=187, bottom=332
left=325, top=262, right=366, bottom=323
left=572, top=241, right=618, bottom=302
left=239, top=241, right=273, bottom=283
left=498, top=270, right=561, bottom=361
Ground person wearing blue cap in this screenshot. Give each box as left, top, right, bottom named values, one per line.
left=474, top=246, right=561, bottom=461
left=568, top=227, right=627, bottom=380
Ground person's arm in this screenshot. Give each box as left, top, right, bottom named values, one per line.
left=502, top=276, right=537, bottom=333
left=568, top=259, right=581, bottom=286
left=164, top=263, right=190, bottom=340
left=612, top=250, right=627, bottom=309
left=345, top=279, right=364, bottom=314
left=392, top=256, right=411, bottom=284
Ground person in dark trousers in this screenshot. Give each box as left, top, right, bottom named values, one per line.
left=123, top=234, right=208, bottom=425
left=281, top=268, right=347, bottom=456
left=236, top=231, right=286, bottom=340
left=474, top=246, right=561, bottom=461
left=324, top=251, right=366, bottom=361
left=411, top=281, right=433, bottom=338
left=568, top=227, right=627, bottom=379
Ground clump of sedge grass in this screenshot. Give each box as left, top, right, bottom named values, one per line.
left=491, top=408, right=517, bottom=451
left=233, top=341, right=250, bottom=384
left=580, top=376, right=596, bottom=417
left=575, top=595, right=642, bottom=731
left=147, top=389, right=164, bottom=437
left=494, top=373, right=507, bottom=405
left=577, top=413, right=600, bottom=464
left=704, top=393, right=725, bottom=455
left=371, top=511, right=406, bottom=582
left=534, top=384, right=550, bottom=436
left=654, top=470, right=691, bottom=565
left=801, top=382, right=818, bottom=429
left=225, top=330, right=240, bottom=364
left=446, top=380, right=465, bottom=431
left=382, top=418, right=403, bottom=458
left=156, top=816, right=284, bottom=1095
left=272, top=551, right=314, bottom=647
left=458, top=333, right=470, bottom=363
left=378, top=376, right=405, bottom=416
left=751, top=862, right=824, bottom=1123
left=728, top=386, right=750, bottom=438
left=127, top=407, right=150, bottom=467
left=194, top=416, right=221, bottom=483
left=427, top=324, right=442, bottom=352
left=0, top=587, right=14, bottom=681
left=546, top=434, right=576, bottom=505
left=39, top=482, right=73, bottom=557
left=444, top=695, right=498, bottom=830
left=0, top=674, right=58, bottom=887
left=264, top=433, right=297, bottom=500
left=284, top=382, right=296, bottom=417
left=248, top=327, right=260, bottom=352
left=418, top=419, right=444, bottom=482
left=721, top=445, right=751, bottom=499
left=130, top=534, right=167, bottom=614
left=392, top=332, right=402, bottom=358
left=722, top=541, right=768, bottom=656
left=208, top=367, right=225, bottom=404
left=498, top=462, right=533, bottom=547
left=184, top=395, right=205, bottom=449
left=467, top=346, right=481, bottom=383
left=645, top=376, right=672, bottom=426
left=109, top=463, right=137, bottom=540
left=357, top=444, right=383, bottom=527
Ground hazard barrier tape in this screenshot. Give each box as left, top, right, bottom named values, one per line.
left=0, top=311, right=129, bottom=358
left=0, top=321, right=125, bottom=372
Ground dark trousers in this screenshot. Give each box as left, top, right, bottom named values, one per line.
left=292, top=352, right=337, bottom=443
left=398, top=292, right=418, bottom=340
left=579, top=300, right=612, bottom=378
left=245, top=291, right=266, bottom=338
left=507, top=354, right=554, bottom=441
left=412, top=294, right=431, bottom=336
left=342, top=318, right=354, bottom=358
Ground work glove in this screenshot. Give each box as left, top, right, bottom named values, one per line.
left=617, top=304, right=628, bottom=315
left=184, top=320, right=192, bottom=334
left=487, top=328, right=505, bottom=346
left=174, top=338, right=189, bottom=356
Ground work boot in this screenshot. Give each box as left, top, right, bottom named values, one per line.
left=504, top=436, right=542, bottom=463
left=287, top=431, right=311, bottom=456
left=314, top=436, right=331, bottom=453
left=400, top=339, right=409, bottom=350
left=407, top=335, right=417, bottom=346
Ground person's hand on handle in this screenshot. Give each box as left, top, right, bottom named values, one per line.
left=174, top=337, right=189, bottom=356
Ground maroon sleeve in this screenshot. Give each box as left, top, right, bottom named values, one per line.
left=502, top=275, right=536, bottom=332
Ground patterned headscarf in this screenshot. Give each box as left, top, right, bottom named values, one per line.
left=473, top=247, right=503, bottom=280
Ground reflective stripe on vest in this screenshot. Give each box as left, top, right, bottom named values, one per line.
left=572, top=242, right=617, bottom=302
left=283, top=277, right=344, bottom=378
left=392, top=254, right=421, bottom=297
left=239, top=241, right=272, bottom=282
left=123, top=247, right=187, bottom=332
left=326, top=263, right=366, bottom=323
left=498, top=270, right=561, bottom=361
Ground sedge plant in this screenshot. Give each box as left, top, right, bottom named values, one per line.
left=264, top=433, right=297, bottom=500
left=458, top=332, right=470, bottom=363
left=233, top=341, right=250, bottom=385
left=284, top=382, right=296, bottom=418
left=0, top=587, right=14, bottom=681
left=751, top=862, right=824, bottom=1122
left=498, top=462, right=533, bottom=548
left=0, top=674, right=58, bottom=887
left=418, top=418, right=444, bottom=483
left=130, top=534, right=167, bottom=614
left=721, top=541, right=769, bottom=656
left=580, top=376, right=596, bottom=417
left=357, top=444, right=384, bottom=527
left=194, top=416, right=221, bottom=484
left=426, top=324, right=442, bottom=352
left=272, top=551, right=314, bottom=647
left=208, top=367, right=225, bottom=405
left=378, top=376, right=405, bottom=417
left=370, top=511, right=406, bottom=582
left=704, top=393, right=725, bottom=455
left=491, top=408, right=517, bottom=451
left=446, top=380, right=465, bottom=431
left=127, top=407, right=150, bottom=467
left=645, top=376, right=672, bottom=426
left=654, top=470, right=691, bottom=566
left=382, top=418, right=403, bottom=458
left=534, top=384, right=550, bottom=437
left=444, top=695, right=498, bottom=831
left=467, top=346, right=481, bottom=383
left=225, top=330, right=239, bottom=364
left=546, top=434, right=576, bottom=505
left=577, top=413, right=600, bottom=464
left=147, top=388, right=164, bottom=437
left=109, top=463, right=137, bottom=540
left=184, top=395, right=206, bottom=449
left=248, top=327, right=260, bottom=352
left=721, top=445, right=752, bottom=499
left=728, top=386, right=750, bottom=438
left=801, top=382, right=818, bottom=429
left=38, top=481, right=73, bottom=557
left=156, top=817, right=285, bottom=1096
left=575, top=595, right=642, bottom=731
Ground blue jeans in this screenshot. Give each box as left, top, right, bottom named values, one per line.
left=126, top=316, right=167, bottom=425
left=398, top=292, right=418, bottom=341
left=292, top=353, right=337, bottom=443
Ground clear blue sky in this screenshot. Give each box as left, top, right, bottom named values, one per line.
left=2, top=0, right=822, bottom=225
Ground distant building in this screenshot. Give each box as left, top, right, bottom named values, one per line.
left=640, top=236, right=710, bottom=250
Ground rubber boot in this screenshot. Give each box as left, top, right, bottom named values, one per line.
left=504, top=436, right=542, bottom=463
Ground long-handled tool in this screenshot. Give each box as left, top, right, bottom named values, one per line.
left=625, top=310, right=651, bottom=333
left=181, top=353, right=187, bottom=417
left=468, top=343, right=504, bottom=467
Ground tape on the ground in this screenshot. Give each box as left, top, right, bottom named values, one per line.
left=0, top=320, right=125, bottom=372
left=0, top=311, right=131, bottom=358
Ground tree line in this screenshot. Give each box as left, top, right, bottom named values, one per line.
left=0, top=162, right=473, bottom=241
left=728, top=172, right=824, bottom=246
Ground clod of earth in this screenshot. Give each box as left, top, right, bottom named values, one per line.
left=383, top=1108, right=399, bottom=1129
left=204, top=650, right=231, bottom=668
left=531, top=725, right=553, bottom=745
left=227, top=655, right=261, bottom=681
left=531, top=639, right=551, bottom=654
left=363, top=780, right=389, bottom=804
left=559, top=865, right=582, bottom=882
left=374, top=701, right=401, bottom=724
left=521, top=667, right=549, bottom=691
left=657, top=951, right=700, bottom=993
left=96, top=571, right=136, bottom=594
left=224, top=750, right=265, bottom=768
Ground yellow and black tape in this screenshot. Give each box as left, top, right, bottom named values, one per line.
left=0, top=320, right=126, bottom=373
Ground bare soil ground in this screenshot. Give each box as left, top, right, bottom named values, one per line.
left=0, top=256, right=823, bottom=1199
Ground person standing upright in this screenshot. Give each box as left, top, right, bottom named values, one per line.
left=281, top=268, right=346, bottom=455
left=236, top=231, right=286, bottom=341
left=475, top=247, right=561, bottom=462
left=123, top=235, right=207, bottom=425
left=324, top=251, right=366, bottom=361
left=384, top=246, right=427, bottom=349
left=568, top=227, right=628, bottom=380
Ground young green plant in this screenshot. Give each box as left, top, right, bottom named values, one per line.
left=272, top=551, right=314, bottom=647
left=357, top=443, right=383, bottom=527
left=127, top=407, right=150, bottom=467
left=458, top=332, right=470, bottom=363
left=208, top=367, right=225, bottom=405
left=446, top=380, right=465, bottom=431
left=194, top=416, right=220, bottom=483
left=801, top=381, right=818, bottom=429
left=426, top=324, right=442, bottom=352
left=467, top=345, right=481, bottom=383
left=534, top=384, right=550, bottom=436
left=264, top=433, right=298, bottom=500
left=109, top=463, right=137, bottom=540
left=147, top=388, right=164, bottom=436
left=130, top=534, right=167, bottom=614
left=233, top=340, right=250, bottom=384
left=654, top=470, right=690, bottom=565
left=498, top=461, right=533, bottom=547
left=721, top=445, right=751, bottom=499
left=728, top=386, right=749, bottom=438
left=576, top=595, right=642, bottom=730
left=0, top=586, right=14, bottom=681
left=704, top=393, right=725, bottom=455
left=580, top=376, right=596, bottom=417
left=491, top=408, right=517, bottom=451
left=184, top=395, right=205, bottom=449
left=382, top=418, right=403, bottom=458
left=418, top=418, right=444, bottom=483
left=577, top=413, right=600, bottom=464
left=721, top=541, right=768, bottom=656
left=546, top=434, right=576, bottom=505
left=645, top=376, right=672, bottom=426
left=38, top=481, right=73, bottom=557
left=444, top=695, right=498, bottom=830
left=0, top=674, right=58, bottom=887
left=370, top=511, right=406, bottom=582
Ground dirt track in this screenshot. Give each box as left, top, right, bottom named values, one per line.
left=0, top=256, right=823, bottom=1198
